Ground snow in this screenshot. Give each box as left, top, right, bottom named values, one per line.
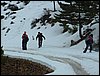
left=1, top=1, right=99, bottom=75
left=4, top=50, right=76, bottom=75
left=82, top=57, right=99, bottom=75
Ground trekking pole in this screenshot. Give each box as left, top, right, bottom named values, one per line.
left=32, top=36, right=34, bottom=40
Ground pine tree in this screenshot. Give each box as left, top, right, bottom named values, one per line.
left=54, top=1, right=99, bottom=34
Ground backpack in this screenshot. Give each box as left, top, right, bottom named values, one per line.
left=26, top=36, right=29, bottom=42
left=88, top=35, right=93, bottom=44
left=23, top=34, right=29, bottom=42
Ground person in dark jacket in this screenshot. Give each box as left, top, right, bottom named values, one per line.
left=22, top=31, right=29, bottom=50
left=36, top=32, right=46, bottom=48
left=83, top=34, right=93, bottom=53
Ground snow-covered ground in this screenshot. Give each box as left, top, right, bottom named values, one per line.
left=1, top=1, right=99, bottom=75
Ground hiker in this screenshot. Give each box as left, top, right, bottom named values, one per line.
left=36, top=32, right=46, bottom=48
left=22, top=31, right=29, bottom=50
left=83, top=34, right=93, bottom=53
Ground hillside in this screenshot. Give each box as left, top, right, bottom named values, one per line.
left=1, top=1, right=99, bottom=49
left=1, top=56, right=53, bottom=75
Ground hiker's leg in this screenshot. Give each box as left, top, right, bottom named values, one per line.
left=38, top=40, right=41, bottom=48
left=22, top=41, right=25, bottom=50
left=90, top=44, right=92, bottom=52
left=83, top=41, right=89, bottom=53
left=40, top=40, right=42, bottom=47
left=25, top=43, right=27, bottom=50
left=83, top=44, right=89, bottom=53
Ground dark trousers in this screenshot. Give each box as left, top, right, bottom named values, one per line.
left=83, top=41, right=92, bottom=53
left=22, top=41, right=27, bottom=50
left=38, top=40, right=42, bottom=48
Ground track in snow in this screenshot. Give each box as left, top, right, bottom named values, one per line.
left=4, top=49, right=98, bottom=75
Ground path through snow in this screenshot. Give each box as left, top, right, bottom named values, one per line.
left=45, top=56, right=89, bottom=75
left=4, top=48, right=99, bottom=75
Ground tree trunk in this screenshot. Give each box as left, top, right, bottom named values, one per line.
left=78, top=2, right=83, bottom=38
left=53, top=1, right=56, bottom=11
left=70, top=1, right=72, bottom=6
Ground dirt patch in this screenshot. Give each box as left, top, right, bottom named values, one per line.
left=1, top=56, right=54, bottom=75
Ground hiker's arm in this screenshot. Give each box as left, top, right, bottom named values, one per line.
left=42, top=35, right=46, bottom=40
left=36, top=35, right=38, bottom=40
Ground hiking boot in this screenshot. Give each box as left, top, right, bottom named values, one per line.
left=83, top=51, right=86, bottom=53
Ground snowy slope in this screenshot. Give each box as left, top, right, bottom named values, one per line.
left=1, top=1, right=63, bottom=48
left=1, top=1, right=99, bottom=75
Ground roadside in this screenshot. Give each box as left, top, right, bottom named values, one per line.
left=1, top=56, right=54, bottom=75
